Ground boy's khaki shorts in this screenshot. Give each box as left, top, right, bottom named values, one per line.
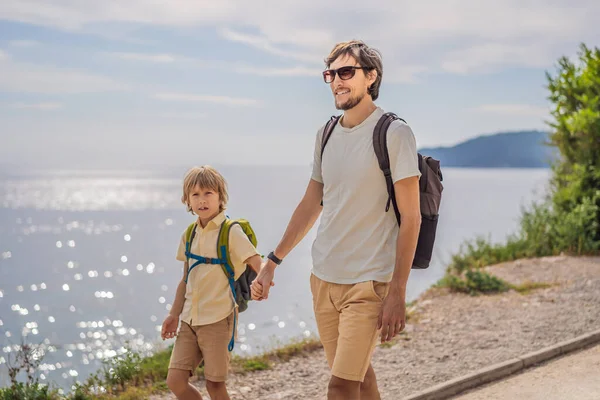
left=168, top=311, right=235, bottom=382
left=310, top=273, right=389, bottom=382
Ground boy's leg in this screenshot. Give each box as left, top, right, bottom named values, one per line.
left=196, top=311, right=235, bottom=400
left=167, top=369, right=203, bottom=400
left=328, top=280, right=389, bottom=400
left=167, top=322, right=204, bottom=399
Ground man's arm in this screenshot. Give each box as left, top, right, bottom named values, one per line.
left=378, top=175, right=421, bottom=342
left=273, top=178, right=324, bottom=260
left=254, top=178, right=324, bottom=299
left=390, top=176, right=421, bottom=298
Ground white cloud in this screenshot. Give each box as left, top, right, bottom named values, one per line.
left=2, top=0, right=598, bottom=78
left=471, top=104, right=550, bottom=118
left=8, top=40, right=39, bottom=47
left=219, top=28, right=324, bottom=65
left=233, top=64, right=320, bottom=78
left=157, top=112, right=207, bottom=120
left=442, top=43, right=554, bottom=74
left=153, top=92, right=262, bottom=107
left=0, top=57, right=128, bottom=94
left=106, top=52, right=177, bottom=63
left=104, top=50, right=321, bottom=79
left=11, top=102, right=63, bottom=110
left=0, top=49, right=8, bottom=60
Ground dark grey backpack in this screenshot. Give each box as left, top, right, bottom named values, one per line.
left=320, top=112, right=443, bottom=269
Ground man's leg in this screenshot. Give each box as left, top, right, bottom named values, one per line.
left=327, top=280, right=388, bottom=400
left=327, top=364, right=380, bottom=400
left=310, top=273, right=342, bottom=370
left=205, top=380, right=230, bottom=400
left=360, top=363, right=381, bottom=400
left=328, top=376, right=361, bottom=400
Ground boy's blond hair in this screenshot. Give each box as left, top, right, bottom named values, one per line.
left=181, top=165, right=229, bottom=213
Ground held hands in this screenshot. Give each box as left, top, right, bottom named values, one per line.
left=377, top=287, right=406, bottom=343
left=251, top=259, right=276, bottom=301
left=161, top=315, right=179, bottom=340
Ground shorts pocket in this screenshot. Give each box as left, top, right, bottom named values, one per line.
left=369, top=281, right=388, bottom=302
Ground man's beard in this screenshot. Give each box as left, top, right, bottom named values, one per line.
left=335, top=91, right=365, bottom=111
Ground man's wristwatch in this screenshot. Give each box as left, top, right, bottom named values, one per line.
left=267, top=251, right=283, bottom=265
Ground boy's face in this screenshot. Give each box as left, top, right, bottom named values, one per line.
left=188, top=184, right=221, bottom=220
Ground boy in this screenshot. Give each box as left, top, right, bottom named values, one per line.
left=161, top=165, right=263, bottom=400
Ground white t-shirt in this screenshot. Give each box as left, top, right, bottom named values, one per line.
left=310, top=107, right=421, bottom=284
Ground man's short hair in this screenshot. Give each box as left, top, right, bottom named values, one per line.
left=324, top=40, right=383, bottom=100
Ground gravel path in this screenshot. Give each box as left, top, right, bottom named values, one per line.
left=151, top=255, right=600, bottom=400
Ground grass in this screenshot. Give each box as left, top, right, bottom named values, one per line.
left=437, top=268, right=512, bottom=296
left=511, top=281, right=556, bottom=294
left=0, top=335, right=325, bottom=399
left=230, top=336, right=323, bottom=373
left=377, top=331, right=411, bottom=349
left=435, top=189, right=599, bottom=296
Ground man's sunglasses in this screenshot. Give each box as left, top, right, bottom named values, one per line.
left=322, top=66, right=369, bottom=84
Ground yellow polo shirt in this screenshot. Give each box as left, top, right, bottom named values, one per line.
left=176, top=211, right=259, bottom=326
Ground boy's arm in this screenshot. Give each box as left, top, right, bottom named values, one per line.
left=169, top=262, right=188, bottom=318
left=254, top=178, right=324, bottom=299
left=244, top=254, right=263, bottom=274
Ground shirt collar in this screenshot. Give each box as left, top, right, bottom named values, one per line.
left=196, top=211, right=226, bottom=232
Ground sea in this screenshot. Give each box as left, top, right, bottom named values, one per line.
left=0, top=165, right=551, bottom=391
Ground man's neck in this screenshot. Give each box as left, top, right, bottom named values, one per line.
left=340, top=98, right=377, bottom=129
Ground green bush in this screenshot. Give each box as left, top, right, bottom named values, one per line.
left=0, top=382, right=62, bottom=400
left=101, top=349, right=143, bottom=389
left=439, top=269, right=511, bottom=296
left=440, top=44, right=600, bottom=294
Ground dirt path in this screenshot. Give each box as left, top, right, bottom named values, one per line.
left=151, top=256, right=600, bottom=400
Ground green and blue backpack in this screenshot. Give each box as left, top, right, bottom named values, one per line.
left=183, top=217, right=259, bottom=351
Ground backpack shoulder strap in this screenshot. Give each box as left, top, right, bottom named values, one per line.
left=320, top=115, right=341, bottom=160
left=216, top=217, right=240, bottom=352
left=372, top=112, right=407, bottom=225
left=234, top=218, right=258, bottom=247
left=319, top=115, right=341, bottom=207
left=216, top=218, right=236, bottom=278
left=184, top=222, right=197, bottom=256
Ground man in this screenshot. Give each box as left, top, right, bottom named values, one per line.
left=252, top=40, right=422, bottom=400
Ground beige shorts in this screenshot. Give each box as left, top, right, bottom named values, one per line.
left=168, top=312, right=235, bottom=382
left=310, top=273, right=389, bottom=382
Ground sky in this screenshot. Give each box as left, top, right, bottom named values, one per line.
left=0, top=1, right=598, bottom=169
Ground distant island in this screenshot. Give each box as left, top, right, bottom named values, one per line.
left=418, top=131, right=557, bottom=168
